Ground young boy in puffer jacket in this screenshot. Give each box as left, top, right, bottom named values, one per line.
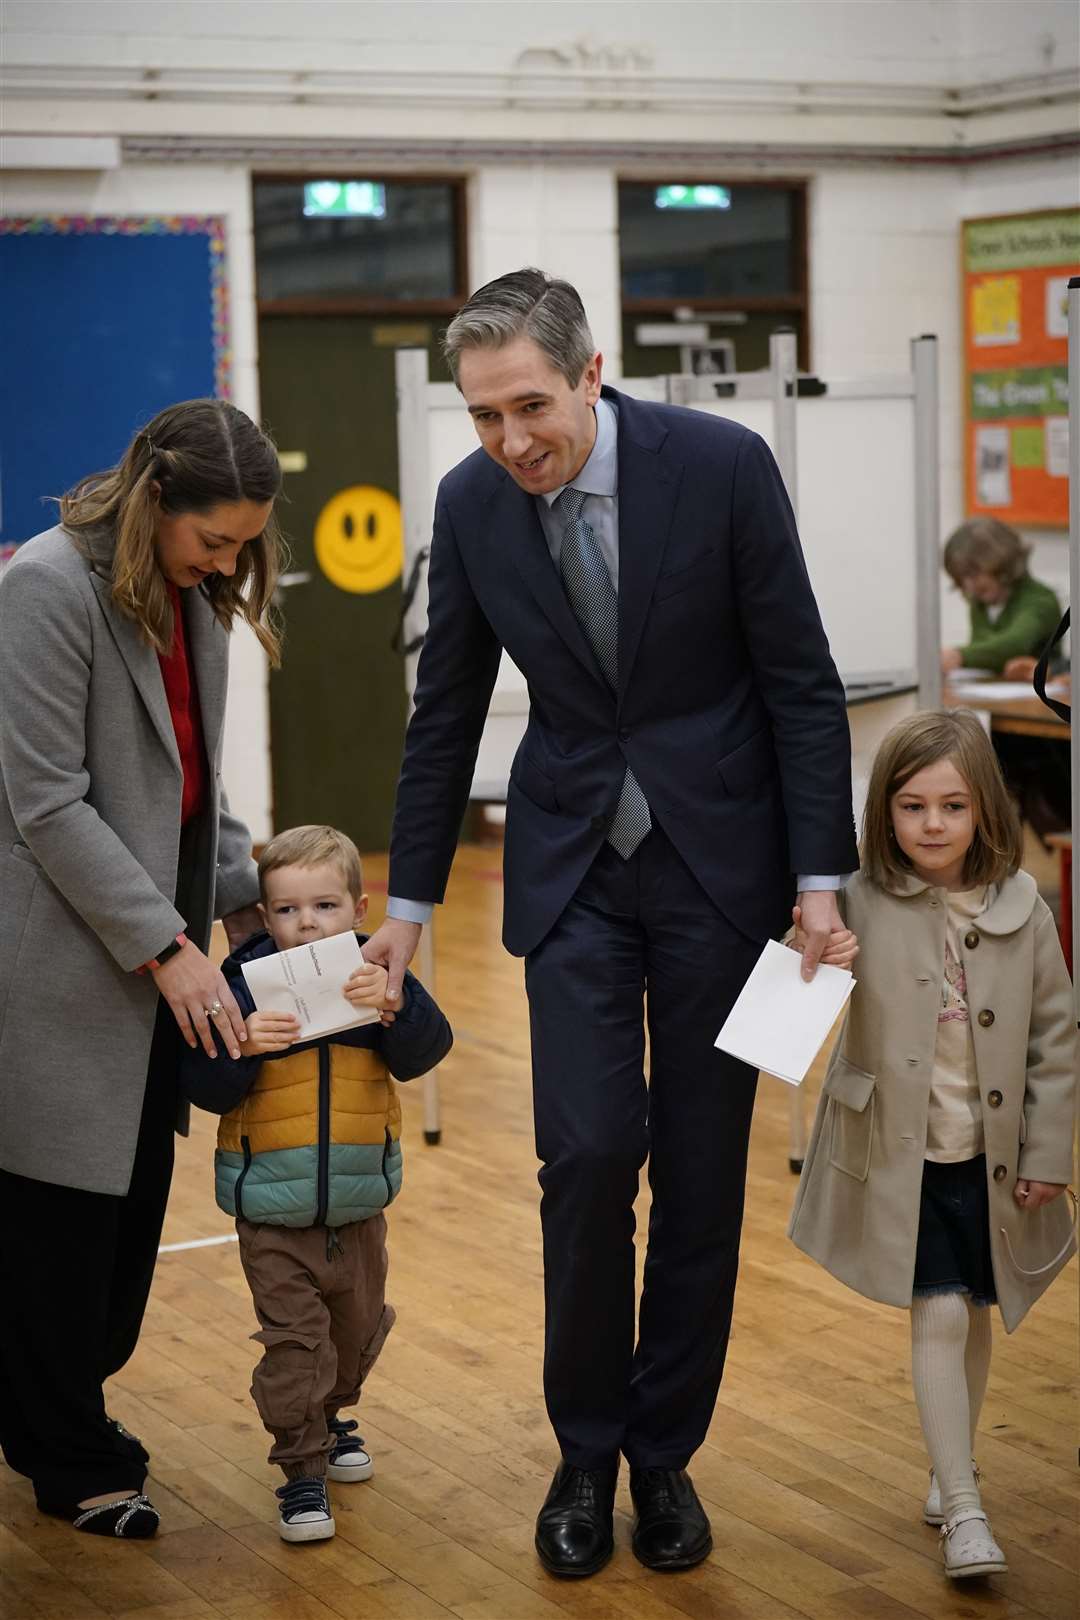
left=179, top=824, right=451, bottom=1545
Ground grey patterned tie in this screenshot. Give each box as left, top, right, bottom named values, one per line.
left=556, top=487, right=652, bottom=859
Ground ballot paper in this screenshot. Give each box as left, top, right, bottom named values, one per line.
left=241, top=931, right=378, bottom=1040
left=947, top=680, right=1045, bottom=702
left=715, top=938, right=854, bottom=1086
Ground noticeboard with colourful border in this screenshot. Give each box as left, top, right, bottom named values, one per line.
left=963, top=208, right=1078, bottom=528
left=0, top=215, right=230, bottom=548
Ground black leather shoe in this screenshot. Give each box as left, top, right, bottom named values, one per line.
left=630, top=1467, right=712, bottom=1570
left=535, top=1461, right=617, bottom=1578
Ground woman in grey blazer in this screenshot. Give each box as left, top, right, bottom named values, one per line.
left=0, top=399, right=284, bottom=1536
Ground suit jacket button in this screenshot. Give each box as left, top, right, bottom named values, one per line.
left=987, top=1090, right=1003, bottom=1107
left=618, top=728, right=631, bottom=743
left=993, top=1163, right=1008, bottom=1182
left=591, top=814, right=608, bottom=831
left=964, top=930, right=979, bottom=949
left=977, top=1009, right=995, bottom=1027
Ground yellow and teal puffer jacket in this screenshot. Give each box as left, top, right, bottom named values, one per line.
left=179, top=931, right=452, bottom=1228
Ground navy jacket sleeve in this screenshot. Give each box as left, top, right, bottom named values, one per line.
left=370, top=969, right=453, bottom=1081
left=176, top=971, right=264, bottom=1115
left=388, top=488, right=502, bottom=904
left=729, top=431, right=858, bottom=875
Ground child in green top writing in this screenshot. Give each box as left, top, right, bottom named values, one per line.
left=940, top=518, right=1060, bottom=677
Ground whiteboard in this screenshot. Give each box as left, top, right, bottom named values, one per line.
left=396, top=354, right=920, bottom=799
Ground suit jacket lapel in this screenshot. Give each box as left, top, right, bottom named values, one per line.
left=183, top=587, right=228, bottom=772
left=613, top=394, right=683, bottom=699
left=89, top=571, right=181, bottom=775
left=493, top=474, right=608, bottom=689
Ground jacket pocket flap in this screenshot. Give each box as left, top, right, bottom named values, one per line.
left=716, top=729, right=771, bottom=796
left=511, top=752, right=559, bottom=814
left=823, top=1055, right=876, bottom=1113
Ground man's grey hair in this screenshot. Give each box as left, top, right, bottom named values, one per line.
left=443, top=268, right=595, bottom=389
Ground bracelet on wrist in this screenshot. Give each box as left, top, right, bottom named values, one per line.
left=136, top=933, right=188, bottom=975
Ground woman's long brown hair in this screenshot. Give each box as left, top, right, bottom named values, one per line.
left=60, top=398, right=286, bottom=664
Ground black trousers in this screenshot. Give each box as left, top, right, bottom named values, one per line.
left=525, top=825, right=762, bottom=1472
left=0, top=1004, right=179, bottom=1508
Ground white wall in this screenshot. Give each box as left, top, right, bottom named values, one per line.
left=1, top=163, right=274, bottom=841
left=468, top=166, right=621, bottom=370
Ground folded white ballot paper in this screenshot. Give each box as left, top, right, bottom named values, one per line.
left=241, top=930, right=378, bottom=1041
left=715, top=938, right=855, bottom=1086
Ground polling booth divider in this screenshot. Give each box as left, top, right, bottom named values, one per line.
left=394, top=338, right=942, bottom=1149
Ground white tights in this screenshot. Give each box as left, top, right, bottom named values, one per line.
left=910, top=1292, right=992, bottom=1520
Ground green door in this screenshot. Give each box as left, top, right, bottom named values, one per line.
left=258, top=317, right=444, bottom=851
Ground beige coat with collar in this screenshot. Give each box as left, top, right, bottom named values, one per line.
left=788, top=870, right=1077, bottom=1332
left=0, top=526, right=260, bottom=1196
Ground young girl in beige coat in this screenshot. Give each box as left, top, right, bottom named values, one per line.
left=788, top=710, right=1077, bottom=1583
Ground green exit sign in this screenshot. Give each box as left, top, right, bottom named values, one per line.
left=303, top=181, right=387, bottom=218
left=655, top=184, right=731, bottom=211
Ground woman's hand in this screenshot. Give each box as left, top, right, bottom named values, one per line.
left=1013, top=1179, right=1067, bottom=1211
left=244, top=1011, right=300, bottom=1055
left=790, top=905, right=859, bottom=971
left=151, top=942, right=246, bottom=1059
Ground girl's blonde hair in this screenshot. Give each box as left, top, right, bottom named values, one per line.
left=861, top=709, right=1022, bottom=889
left=258, top=825, right=364, bottom=902
left=60, top=398, right=286, bottom=665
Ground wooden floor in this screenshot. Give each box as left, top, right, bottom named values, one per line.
left=2, top=844, right=1077, bottom=1620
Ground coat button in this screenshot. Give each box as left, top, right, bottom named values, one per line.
left=591, top=814, right=609, bottom=831
left=618, top=728, right=631, bottom=743
left=964, top=930, right=979, bottom=949
left=928, top=897, right=940, bottom=908
left=906, top=1056, right=918, bottom=1066
left=977, top=1009, right=995, bottom=1027
left=987, top=1090, right=1003, bottom=1107
left=993, top=1163, right=1008, bottom=1182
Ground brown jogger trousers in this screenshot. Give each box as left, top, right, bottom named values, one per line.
left=237, top=1215, right=395, bottom=1479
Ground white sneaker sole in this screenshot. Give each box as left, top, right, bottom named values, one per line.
left=279, top=1514, right=336, bottom=1543
left=946, top=1556, right=1008, bottom=1579
left=327, top=1457, right=373, bottom=1483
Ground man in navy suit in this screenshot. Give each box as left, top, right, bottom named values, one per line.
left=365, top=270, right=857, bottom=1577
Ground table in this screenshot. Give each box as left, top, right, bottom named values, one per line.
left=947, top=683, right=1070, bottom=741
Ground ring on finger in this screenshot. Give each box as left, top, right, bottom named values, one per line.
left=206, top=1000, right=224, bottom=1018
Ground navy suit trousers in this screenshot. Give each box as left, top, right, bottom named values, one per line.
left=525, top=824, right=761, bottom=1471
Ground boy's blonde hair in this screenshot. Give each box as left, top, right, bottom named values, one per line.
left=258, top=824, right=363, bottom=901
left=943, top=518, right=1028, bottom=590
left=861, top=710, right=1022, bottom=890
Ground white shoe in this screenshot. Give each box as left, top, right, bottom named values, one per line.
left=326, top=1416, right=374, bottom=1483
left=276, top=1477, right=335, bottom=1543
left=941, top=1510, right=1007, bottom=1578
left=924, top=1460, right=979, bottom=1525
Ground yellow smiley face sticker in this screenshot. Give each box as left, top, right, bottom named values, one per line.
left=314, top=485, right=403, bottom=595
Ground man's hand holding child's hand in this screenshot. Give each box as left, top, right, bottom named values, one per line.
left=345, top=963, right=398, bottom=1026
left=245, top=1011, right=301, bottom=1054
left=790, top=904, right=859, bottom=972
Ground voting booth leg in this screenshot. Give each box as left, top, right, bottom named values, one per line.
left=417, top=921, right=442, bottom=1145
left=788, top=1086, right=808, bottom=1173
